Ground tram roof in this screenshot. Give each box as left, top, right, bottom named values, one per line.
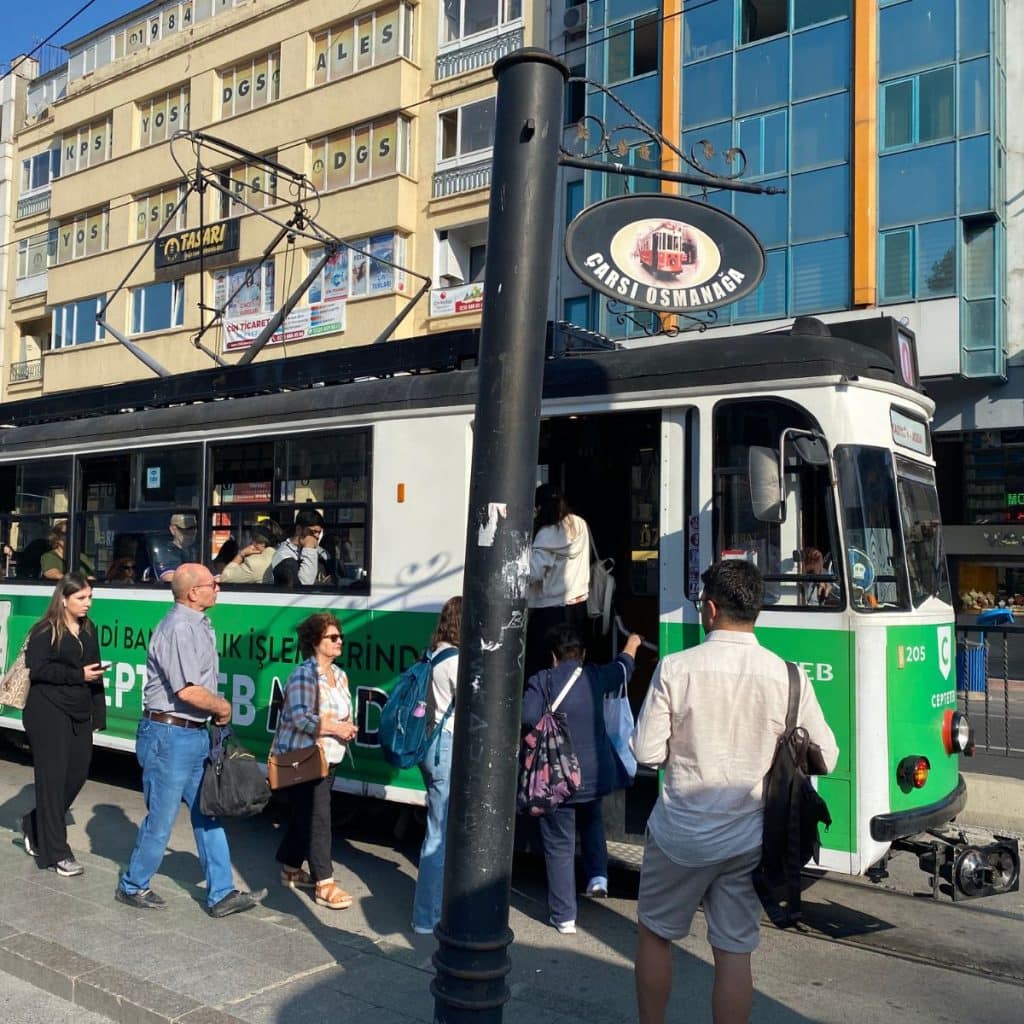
left=0, top=317, right=909, bottom=453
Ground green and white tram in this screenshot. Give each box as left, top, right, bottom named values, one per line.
left=0, top=316, right=1012, bottom=893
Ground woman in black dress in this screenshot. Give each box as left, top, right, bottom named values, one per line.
left=21, top=573, right=106, bottom=876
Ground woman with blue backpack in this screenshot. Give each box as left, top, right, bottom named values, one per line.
left=411, top=596, right=462, bottom=935
left=523, top=623, right=642, bottom=935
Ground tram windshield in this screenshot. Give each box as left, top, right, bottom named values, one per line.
left=895, top=456, right=952, bottom=608
left=835, top=446, right=911, bottom=612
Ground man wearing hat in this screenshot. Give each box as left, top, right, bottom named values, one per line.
left=153, top=514, right=199, bottom=582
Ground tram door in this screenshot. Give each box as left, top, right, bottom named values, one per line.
left=537, top=411, right=662, bottom=841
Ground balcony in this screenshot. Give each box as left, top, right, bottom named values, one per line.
left=432, top=158, right=492, bottom=199
left=16, top=191, right=51, bottom=220
left=9, top=359, right=43, bottom=385
left=435, top=26, right=524, bottom=80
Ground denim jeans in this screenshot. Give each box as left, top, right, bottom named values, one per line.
left=412, top=729, right=453, bottom=931
left=538, top=799, right=608, bottom=925
left=119, top=719, right=235, bottom=907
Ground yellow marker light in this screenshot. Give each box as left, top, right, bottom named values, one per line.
left=397, top=483, right=406, bottom=503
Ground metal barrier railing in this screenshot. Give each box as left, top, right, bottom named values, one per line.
left=955, top=623, right=1022, bottom=758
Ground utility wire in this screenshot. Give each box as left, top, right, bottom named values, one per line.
left=0, top=0, right=102, bottom=84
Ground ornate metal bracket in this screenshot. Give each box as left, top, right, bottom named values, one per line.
left=606, top=301, right=718, bottom=339
left=559, top=76, right=784, bottom=196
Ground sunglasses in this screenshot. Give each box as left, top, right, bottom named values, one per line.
left=322, top=633, right=343, bottom=642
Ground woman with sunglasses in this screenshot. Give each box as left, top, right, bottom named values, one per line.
left=272, top=612, right=358, bottom=909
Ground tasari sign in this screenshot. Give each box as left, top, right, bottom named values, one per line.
left=565, top=194, right=765, bottom=314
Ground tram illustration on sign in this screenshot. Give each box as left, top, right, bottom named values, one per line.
left=632, top=221, right=698, bottom=278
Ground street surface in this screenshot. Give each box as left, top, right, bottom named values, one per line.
left=0, top=739, right=1022, bottom=1024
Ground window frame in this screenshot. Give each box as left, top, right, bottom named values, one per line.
left=219, top=49, right=281, bottom=120
left=605, top=12, right=660, bottom=86
left=55, top=207, right=111, bottom=264
left=439, top=0, right=523, bottom=49
left=437, top=97, right=497, bottom=166
left=16, top=230, right=57, bottom=280
left=51, top=296, right=107, bottom=349
left=309, top=116, right=410, bottom=193
left=137, top=84, right=191, bottom=149
left=130, top=280, right=186, bottom=336
left=20, top=146, right=61, bottom=195
left=880, top=66, right=956, bottom=152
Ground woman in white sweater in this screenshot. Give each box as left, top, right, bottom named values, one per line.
left=525, top=485, right=591, bottom=680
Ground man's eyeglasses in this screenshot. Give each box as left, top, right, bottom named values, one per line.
left=323, top=633, right=343, bottom=643
left=194, top=581, right=220, bottom=590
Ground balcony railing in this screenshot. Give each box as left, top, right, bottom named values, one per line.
left=432, top=158, right=492, bottom=199
left=9, top=359, right=42, bottom=384
left=435, top=26, right=523, bottom=80
left=16, top=191, right=51, bottom=219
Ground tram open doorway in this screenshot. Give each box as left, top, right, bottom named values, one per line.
left=535, top=410, right=662, bottom=842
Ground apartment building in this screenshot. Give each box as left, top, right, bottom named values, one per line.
left=3, top=0, right=537, bottom=400
left=548, top=0, right=1022, bottom=605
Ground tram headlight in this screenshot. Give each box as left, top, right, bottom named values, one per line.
left=942, top=709, right=975, bottom=756
left=896, top=755, right=930, bottom=792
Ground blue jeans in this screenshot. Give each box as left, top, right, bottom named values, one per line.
left=412, top=730, right=453, bottom=931
left=119, top=719, right=235, bottom=907
left=538, top=799, right=608, bottom=925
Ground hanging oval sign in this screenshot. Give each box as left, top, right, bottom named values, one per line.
left=565, top=194, right=766, bottom=314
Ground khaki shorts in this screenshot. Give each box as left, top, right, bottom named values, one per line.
left=637, top=833, right=762, bottom=953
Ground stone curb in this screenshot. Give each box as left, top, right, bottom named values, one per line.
left=0, top=923, right=244, bottom=1024
left=960, top=771, right=1024, bottom=837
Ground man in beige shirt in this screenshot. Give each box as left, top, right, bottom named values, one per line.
left=632, top=559, right=838, bottom=1024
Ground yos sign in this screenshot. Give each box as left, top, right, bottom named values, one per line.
left=155, top=218, right=240, bottom=271
left=565, top=194, right=765, bottom=314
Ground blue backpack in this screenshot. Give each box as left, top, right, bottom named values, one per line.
left=379, top=648, right=459, bottom=769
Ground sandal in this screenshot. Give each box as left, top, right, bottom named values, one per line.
left=280, top=865, right=314, bottom=889
left=314, top=880, right=353, bottom=910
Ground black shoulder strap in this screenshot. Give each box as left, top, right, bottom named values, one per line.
left=784, top=661, right=800, bottom=733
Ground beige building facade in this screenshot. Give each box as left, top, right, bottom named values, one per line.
left=3, top=0, right=537, bottom=402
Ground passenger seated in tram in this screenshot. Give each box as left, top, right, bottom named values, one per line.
left=271, top=509, right=328, bottom=587
left=150, top=513, right=198, bottom=582
left=39, top=521, right=95, bottom=581
left=219, top=521, right=280, bottom=585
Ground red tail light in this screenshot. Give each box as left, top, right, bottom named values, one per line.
left=897, top=755, right=930, bottom=791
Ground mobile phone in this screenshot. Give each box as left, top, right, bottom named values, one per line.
left=96, top=663, right=111, bottom=672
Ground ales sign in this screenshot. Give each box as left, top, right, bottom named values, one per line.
left=155, top=218, right=241, bottom=271
left=565, top=195, right=765, bottom=314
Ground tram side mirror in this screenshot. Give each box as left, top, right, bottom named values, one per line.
left=749, top=446, right=785, bottom=523
left=792, top=435, right=829, bottom=466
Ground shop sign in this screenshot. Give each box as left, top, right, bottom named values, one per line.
left=223, top=300, right=345, bottom=352
left=890, top=408, right=930, bottom=455
left=565, top=194, right=765, bottom=314
left=155, top=218, right=240, bottom=270
left=430, top=281, right=484, bottom=317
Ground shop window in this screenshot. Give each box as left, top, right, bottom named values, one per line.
left=131, top=280, right=185, bottom=335
left=791, top=93, right=849, bottom=170
left=51, top=296, right=107, bottom=348
left=879, top=0, right=955, bottom=79
left=220, top=50, right=280, bottom=119
left=735, top=37, right=788, bottom=114
left=134, top=184, right=188, bottom=241
left=438, top=98, right=496, bottom=164
left=606, top=13, right=659, bottom=85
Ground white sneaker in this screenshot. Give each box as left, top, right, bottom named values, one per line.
left=550, top=917, right=576, bottom=935
left=411, top=924, right=435, bottom=935
left=586, top=877, right=609, bottom=898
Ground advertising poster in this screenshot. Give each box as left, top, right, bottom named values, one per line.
left=430, top=281, right=485, bottom=317
left=369, top=234, right=394, bottom=293
left=223, top=300, right=345, bottom=352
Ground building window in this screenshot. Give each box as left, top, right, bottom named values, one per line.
left=735, top=249, right=787, bottom=320
left=52, top=296, right=107, bottom=348
left=438, top=98, right=496, bottom=164
left=20, top=146, right=61, bottom=194
left=603, top=144, right=660, bottom=198
left=309, top=117, right=409, bottom=192
left=961, top=220, right=998, bottom=377
left=791, top=237, right=849, bottom=313
left=214, top=261, right=275, bottom=321
left=16, top=230, right=56, bottom=279
left=442, top=0, right=522, bottom=45
left=682, top=56, right=733, bottom=126
left=134, top=184, right=188, bottom=241
left=737, top=109, right=787, bottom=177
left=55, top=207, right=110, bottom=264
left=313, top=5, right=412, bottom=83
left=606, top=13, right=659, bottom=85
left=216, top=155, right=278, bottom=218
left=879, top=0, right=956, bottom=80
left=880, top=228, right=913, bottom=301
left=959, top=56, right=990, bottom=136
left=566, top=179, right=584, bottom=225
left=131, top=280, right=185, bottom=335
left=60, top=118, right=113, bottom=175
left=220, top=51, right=280, bottom=119
left=307, top=233, right=407, bottom=301
left=137, top=85, right=190, bottom=148
left=565, top=64, right=585, bottom=125
left=563, top=295, right=590, bottom=328
left=879, top=143, right=955, bottom=227
left=881, top=68, right=954, bottom=150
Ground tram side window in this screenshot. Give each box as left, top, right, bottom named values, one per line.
left=713, top=400, right=843, bottom=608
left=76, top=448, right=202, bottom=583
left=0, top=459, right=74, bottom=580
left=208, top=431, right=371, bottom=591
left=835, top=446, right=911, bottom=612
left=895, top=456, right=952, bottom=608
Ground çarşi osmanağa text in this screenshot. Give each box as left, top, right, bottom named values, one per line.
left=583, top=252, right=746, bottom=308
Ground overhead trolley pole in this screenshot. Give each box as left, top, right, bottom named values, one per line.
left=432, top=49, right=568, bottom=1024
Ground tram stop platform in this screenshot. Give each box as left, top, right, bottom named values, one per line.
left=0, top=755, right=1021, bottom=1024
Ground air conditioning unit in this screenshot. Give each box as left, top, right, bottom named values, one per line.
left=563, top=5, right=588, bottom=36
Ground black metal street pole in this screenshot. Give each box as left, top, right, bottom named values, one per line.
left=432, top=49, right=567, bottom=1024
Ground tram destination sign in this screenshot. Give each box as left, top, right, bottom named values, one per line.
left=565, top=194, right=765, bottom=314
left=155, top=218, right=241, bottom=272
